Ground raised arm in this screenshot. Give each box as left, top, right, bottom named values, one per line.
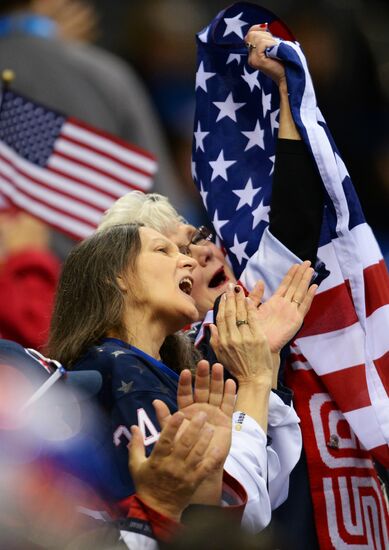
left=245, top=26, right=324, bottom=265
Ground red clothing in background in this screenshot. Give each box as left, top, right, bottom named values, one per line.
left=0, top=250, right=60, bottom=349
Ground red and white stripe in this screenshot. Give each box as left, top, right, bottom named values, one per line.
left=0, top=118, right=157, bottom=240
left=269, top=40, right=389, bottom=464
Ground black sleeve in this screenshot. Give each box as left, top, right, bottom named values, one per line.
left=269, top=138, right=324, bottom=265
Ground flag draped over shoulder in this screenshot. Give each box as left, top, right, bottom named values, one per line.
left=0, top=89, right=157, bottom=240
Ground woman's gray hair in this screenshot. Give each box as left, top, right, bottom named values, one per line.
left=98, top=191, right=187, bottom=235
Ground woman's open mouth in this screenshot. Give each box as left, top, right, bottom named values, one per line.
left=179, top=277, right=193, bottom=295
left=208, top=267, right=229, bottom=289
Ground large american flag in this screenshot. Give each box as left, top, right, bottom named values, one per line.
left=0, top=89, right=157, bottom=239
left=192, top=3, right=389, bottom=465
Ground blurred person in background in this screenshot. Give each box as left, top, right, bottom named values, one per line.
left=0, top=209, right=60, bottom=349
left=0, top=0, right=188, bottom=215
left=0, top=0, right=194, bottom=349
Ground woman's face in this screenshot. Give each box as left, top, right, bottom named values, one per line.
left=129, top=227, right=200, bottom=332
left=165, top=223, right=236, bottom=320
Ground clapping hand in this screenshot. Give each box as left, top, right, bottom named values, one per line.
left=129, top=406, right=225, bottom=521
left=247, top=262, right=317, bottom=353
left=154, top=361, right=236, bottom=470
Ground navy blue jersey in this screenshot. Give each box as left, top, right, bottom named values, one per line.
left=72, top=338, right=179, bottom=501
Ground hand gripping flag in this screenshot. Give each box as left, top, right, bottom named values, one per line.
left=0, top=89, right=157, bottom=240
left=193, top=3, right=389, bottom=547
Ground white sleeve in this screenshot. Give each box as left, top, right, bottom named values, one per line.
left=267, top=392, right=302, bottom=509
left=239, top=227, right=302, bottom=300
left=224, top=412, right=271, bottom=533
left=224, top=398, right=302, bottom=534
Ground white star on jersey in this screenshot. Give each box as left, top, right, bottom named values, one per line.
left=209, top=150, right=236, bottom=181
left=212, top=209, right=229, bottom=236
left=213, top=92, right=245, bottom=122
left=241, top=67, right=260, bottom=92
left=112, top=350, right=126, bottom=357
left=194, top=122, right=209, bottom=151
left=223, top=12, right=248, bottom=39
left=241, top=120, right=265, bottom=151
left=196, top=62, right=216, bottom=92
left=252, top=198, right=270, bottom=229
left=233, top=178, right=260, bottom=209
left=230, top=234, right=249, bottom=264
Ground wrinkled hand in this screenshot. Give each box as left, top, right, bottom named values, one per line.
left=129, top=408, right=223, bottom=521
left=245, top=25, right=285, bottom=86
left=247, top=262, right=317, bottom=353
left=209, top=286, right=273, bottom=386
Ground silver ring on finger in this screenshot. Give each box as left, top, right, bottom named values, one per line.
left=236, top=319, right=249, bottom=327
left=245, top=41, right=256, bottom=52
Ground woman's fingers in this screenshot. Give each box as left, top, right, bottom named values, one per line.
left=216, top=292, right=227, bottom=343
left=209, top=362, right=224, bottom=407
left=284, top=261, right=312, bottom=301
left=194, top=360, right=211, bottom=403
left=246, top=296, right=262, bottom=339
left=291, top=264, right=315, bottom=306
left=185, top=422, right=215, bottom=470
left=150, top=411, right=185, bottom=461
left=221, top=378, right=237, bottom=417
left=299, top=283, right=318, bottom=317
left=209, top=323, right=220, bottom=351
left=247, top=280, right=265, bottom=307
left=128, top=425, right=146, bottom=473
left=172, top=411, right=208, bottom=460
left=274, top=264, right=299, bottom=297
left=235, top=285, right=248, bottom=323
left=153, top=399, right=171, bottom=429
left=245, top=30, right=277, bottom=51
left=224, top=285, right=240, bottom=339
left=177, top=369, right=194, bottom=410
left=247, top=23, right=269, bottom=32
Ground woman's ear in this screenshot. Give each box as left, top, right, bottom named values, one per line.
left=116, top=275, right=128, bottom=292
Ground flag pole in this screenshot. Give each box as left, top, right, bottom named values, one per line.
left=1, top=69, right=15, bottom=90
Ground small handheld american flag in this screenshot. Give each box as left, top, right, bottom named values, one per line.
left=0, top=88, right=157, bottom=240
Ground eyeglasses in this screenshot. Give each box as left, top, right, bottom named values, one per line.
left=178, top=226, right=213, bottom=257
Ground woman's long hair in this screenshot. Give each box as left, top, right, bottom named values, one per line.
left=47, top=224, right=142, bottom=367
left=47, top=223, right=200, bottom=372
